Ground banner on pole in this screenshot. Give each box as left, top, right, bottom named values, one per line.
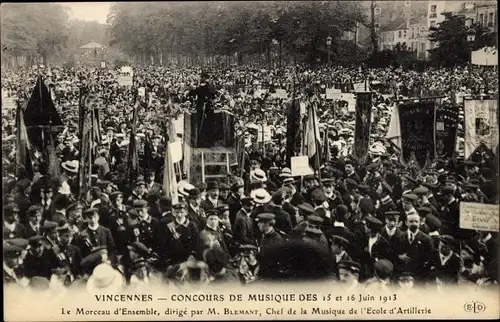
left=464, top=99, right=499, bottom=159
left=435, top=102, right=459, bottom=160
left=460, top=202, right=499, bottom=232
left=353, top=92, right=373, bottom=162
left=398, top=100, right=436, bottom=168
left=118, top=76, right=133, bottom=87
left=291, top=156, right=313, bottom=176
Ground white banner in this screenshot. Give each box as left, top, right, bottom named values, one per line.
left=471, top=47, right=498, bottom=66
left=460, top=202, right=499, bottom=231
left=291, top=156, right=313, bottom=176
left=464, top=99, right=499, bottom=159
left=326, top=88, right=341, bottom=99
left=118, top=76, right=133, bottom=87
left=169, top=140, right=183, bottom=163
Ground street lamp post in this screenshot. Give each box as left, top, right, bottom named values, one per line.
left=326, top=36, right=332, bottom=65
left=466, top=26, right=476, bottom=82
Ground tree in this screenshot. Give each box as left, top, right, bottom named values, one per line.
left=428, top=12, right=496, bottom=67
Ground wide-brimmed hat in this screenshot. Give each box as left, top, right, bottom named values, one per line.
left=250, top=169, right=267, bottom=182
left=250, top=188, right=271, bottom=204
left=61, top=160, right=79, bottom=173
left=86, top=263, right=124, bottom=294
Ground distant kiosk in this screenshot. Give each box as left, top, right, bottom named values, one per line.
left=183, top=110, right=236, bottom=185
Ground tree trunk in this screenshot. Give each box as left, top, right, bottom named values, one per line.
left=159, top=51, right=163, bottom=65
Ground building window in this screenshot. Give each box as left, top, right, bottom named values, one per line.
left=480, top=13, right=484, bottom=25
left=430, top=20, right=436, bottom=28
left=403, top=30, right=407, bottom=38
left=421, top=43, right=425, bottom=53
left=431, top=5, right=437, bottom=13
left=488, top=13, right=494, bottom=26
left=411, top=28, right=415, bottom=38
left=399, top=30, right=402, bottom=38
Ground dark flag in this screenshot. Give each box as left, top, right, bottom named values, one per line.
left=127, top=104, right=139, bottom=185
left=286, top=98, right=302, bottom=166
left=323, top=128, right=331, bottom=164
left=142, top=133, right=153, bottom=171
left=354, top=92, right=373, bottom=163
left=91, top=107, right=102, bottom=158
left=435, top=102, right=459, bottom=160
left=398, top=100, right=436, bottom=168
left=24, top=75, right=63, bottom=150
left=15, top=100, right=33, bottom=179
left=77, top=96, right=93, bottom=201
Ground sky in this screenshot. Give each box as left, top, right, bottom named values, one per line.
left=63, top=2, right=111, bottom=24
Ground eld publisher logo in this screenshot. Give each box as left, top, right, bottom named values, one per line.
left=464, top=301, right=486, bottom=313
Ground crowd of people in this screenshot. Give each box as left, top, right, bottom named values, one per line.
left=2, top=62, right=498, bottom=294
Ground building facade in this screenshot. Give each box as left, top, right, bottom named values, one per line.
left=379, top=20, right=408, bottom=50
left=476, top=1, right=497, bottom=31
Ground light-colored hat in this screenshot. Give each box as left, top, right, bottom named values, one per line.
left=280, top=167, right=292, bottom=178
left=369, top=142, right=386, bottom=156
left=250, top=169, right=267, bottom=182
left=178, top=181, right=195, bottom=197
left=250, top=188, right=271, bottom=204
left=58, top=181, right=72, bottom=195
left=86, top=263, right=124, bottom=294
left=61, top=160, right=79, bottom=173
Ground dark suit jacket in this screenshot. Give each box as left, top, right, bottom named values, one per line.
left=233, top=210, right=256, bottom=246
left=4, top=222, right=27, bottom=239
left=187, top=206, right=206, bottom=231
left=226, top=193, right=242, bottom=225
left=266, top=205, right=293, bottom=235
left=23, top=249, right=59, bottom=279
left=200, top=198, right=219, bottom=212
left=78, top=226, right=117, bottom=260
left=361, top=234, right=392, bottom=280
left=394, top=230, right=434, bottom=279
left=429, top=250, right=460, bottom=284
left=260, top=229, right=283, bottom=249
left=164, top=219, right=200, bottom=265
left=25, top=223, right=43, bottom=238
left=440, top=200, right=460, bottom=236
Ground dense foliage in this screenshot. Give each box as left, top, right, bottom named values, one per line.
left=428, top=12, right=496, bottom=67
left=106, top=2, right=365, bottom=66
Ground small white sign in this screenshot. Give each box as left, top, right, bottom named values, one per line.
left=291, top=156, right=314, bottom=176
left=138, top=87, right=146, bottom=97
left=101, top=61, right=106, bottom=68
left=169, top=140, right=183, bottom=163
left=118, top=76, right=133, bottom=87
left=460, top=202, right=499, bottom=232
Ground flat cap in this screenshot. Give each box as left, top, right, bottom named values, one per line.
left=27, top=205, right=42, bottom=215
left=311, top=188, right=326, bottom=202
left=338, top=260, right=361, bottom=273
left=298, top=202, right=315, bottom=214
left=3, top=203, right=19, bottom=213
left=219, top=183, right=230, bottom=190
left=132, top=199, right=148, bottom=208
left=441, top=185, right=455, bottom=195
left=329, top=235, right=349, bottom=247
left=43, top=221, right=58, bottom=230
left=417, top=207, right=432, bottom=215
left=366, top=163, right=379, bottom=171
left=172, top=203, right=187, bottom=210
left=3, top=244, right=23, bottom=258
left=402, top=193, right=418, bottom=203
left=307, top=215, right=324, bottom=225
left=239, top=244, right=258, bottom=252
left=413, top=186, right=429, bottom=195
left=28, top=235, right=46, bottom=246
left=425, top=214, right=442, bottom=230
left=365, top=216, right=383, bottom=230
left=304, top=227, right=323, bottom=237
left=205, top=209, right=221, bottom=218
left=374, top=259, right=394, bottom=277
left=439, top=235, right=458, bottom=250
left=257, top=213, right=275, bottom=222
left=5, top=238, right=29, bottom=249
left=384, top=210, right=400, bottom=218
left=216, top=204, right=229, bottom=212
left=83, top=208, right=99, bottom=216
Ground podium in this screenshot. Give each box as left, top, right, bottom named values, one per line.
left=184, top=110, right=235, bottom=148
left=183, top=110, right=237, bottom=185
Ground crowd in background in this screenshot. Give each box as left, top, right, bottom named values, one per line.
left=2, top=63, right=498, bottom=293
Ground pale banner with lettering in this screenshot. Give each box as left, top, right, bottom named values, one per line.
left=460, top=202, right=499, bottom=232
left=463, top=99, right=499, bottom=159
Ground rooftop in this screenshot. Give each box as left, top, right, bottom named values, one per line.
left=79, top=41, right=105, bottom=49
